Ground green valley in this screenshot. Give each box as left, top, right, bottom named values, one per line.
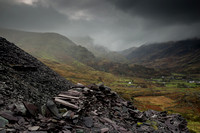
left=1, top=28, right=200, bottom=132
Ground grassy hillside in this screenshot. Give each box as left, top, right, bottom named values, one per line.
left=88, top=59, right=163, bottom=78
left=0, top=28, right=95, bottom=64
left=40, top=58, right=121, bottom=85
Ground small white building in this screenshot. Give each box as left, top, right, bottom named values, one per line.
left=189, top=81, right=195, bottom=83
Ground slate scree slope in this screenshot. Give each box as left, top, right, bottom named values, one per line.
left=0, top=37, right=72, bottom=106
left=0, top=37, right=189, bottom=132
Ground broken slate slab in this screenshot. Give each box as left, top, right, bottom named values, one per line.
left=28, top=126, right=40, bottom=131
left=62, top=90, right=81, bottom=97
left=0, top=111, right=18, bottom=122
left=23, top=102, right=38, bottom=116
left=83, top=117, right=93, bottom=128
left=27, top=131, right=48, bottom=133
left=58, top=94, right=79, bottom=100
left=100, top=128, right=109, bottom=133
left=46, top=100, right=61, bottom=118
left=55, top=98, right=79, bottom=109
left=0, top=116, right=8, bottom=128
left=14, top=103, right=27, bottom=115
left=0, top=100, right=4, bottom=106
left=74, top=83, right=85, bottom=88
left=62, top=129, right=71, bottom=133
left=63, top=110, right=74, bottom=119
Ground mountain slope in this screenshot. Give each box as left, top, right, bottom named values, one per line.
left=88, top=60, right=162, bottom=78
left=118, top=46, right=137, bottom=57
left=0, top=28, right=161, bottom=78
left=125, top=38, right=200, bottom=73
left=0, top=37, right=72, bottom=108
left=0, top=28, right=95, bottom=64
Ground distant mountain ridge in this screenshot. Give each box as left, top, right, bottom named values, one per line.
left=0, top=28, right=95, bottom=64
left=124, top=38, right=200, bottom=73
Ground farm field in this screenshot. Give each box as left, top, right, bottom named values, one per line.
left=111, top=75, right=200, bottom=133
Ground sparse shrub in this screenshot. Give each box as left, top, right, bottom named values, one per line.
left=177, top=83, right=188, bottom=88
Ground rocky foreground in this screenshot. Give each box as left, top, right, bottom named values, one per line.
left=0, top=37, right=189, bottom=133
left=0, top=83, right=189, bottom=133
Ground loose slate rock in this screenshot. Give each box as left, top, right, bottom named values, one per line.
left=74, top=83, right=85, bottom=88
left=0, top=83, right=190, bottom=133
left=15, top=103, right=27, bottom=115
left=0, top=116, right=8, bottom=128
left=83, top=117, right=93, bottom=128
left=46, top=100, right=61, bottom=118
left=100, top=127, right=109, bottom=133
left=0, top=111, right=18, bottom=122
left=55, top=98, right=79, bottom=109
left=0, top=100, right=4, bottom=106
left=28, top=126, right=40, bottom=131
left=23, top=102, right=38, bottom=116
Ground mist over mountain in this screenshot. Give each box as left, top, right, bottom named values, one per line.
left=0, top=0, right=200, bottom=50
left=71, top=36, right=128, bottom=63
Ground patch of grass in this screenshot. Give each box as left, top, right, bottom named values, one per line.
left=137, top=122, right=143, bottom=126
left=40, top=58, right=125, bottom=85
left=187, top=121, right=200, bottom=133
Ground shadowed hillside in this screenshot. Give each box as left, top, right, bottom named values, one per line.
left=124, top=38, right=200, bottom=73
left=0, top=37, right=72, bottom=107
left=118, top=46, right=137, bottom=57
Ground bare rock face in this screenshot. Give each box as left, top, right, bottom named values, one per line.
left=0, top=37, right=72, bottom=108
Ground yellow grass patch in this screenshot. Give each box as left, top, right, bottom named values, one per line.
left=187, top=121, right=200, bottom=133
left=135, top=96, right=177, bottom=110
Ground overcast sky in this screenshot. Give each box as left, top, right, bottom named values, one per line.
left=0, top=0, right=200, bottom=51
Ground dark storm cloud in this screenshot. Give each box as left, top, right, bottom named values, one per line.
left=0, top=0, right=200, bottom=50
left=0, top=0, right=67, bottom=31
left=108, top=0, right=200, bottom=25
